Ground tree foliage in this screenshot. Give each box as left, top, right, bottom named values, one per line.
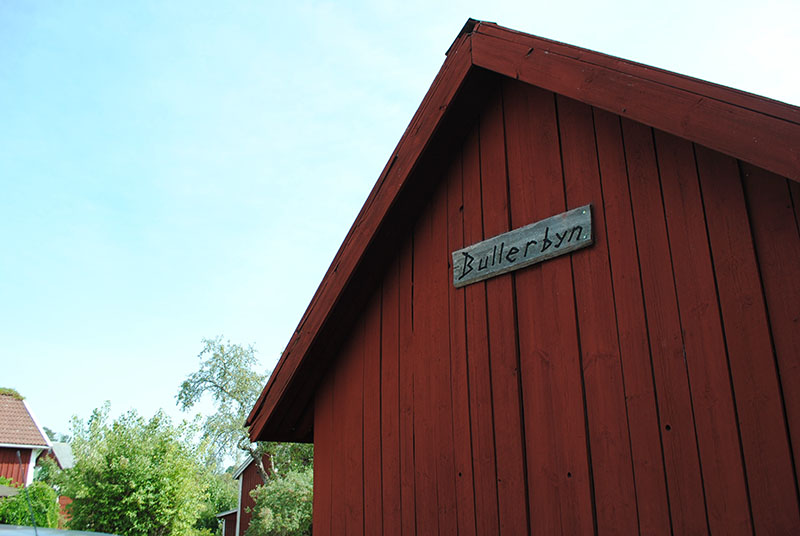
left=63, top=404, right=208, bottom=536
left=34, top=453, right=63, bottom=489
left=0, top=477, right=59, bottom=528
left=245, top=466, right=313, bottom=536
left=177, top=337, right=267, bottom=468
left=179, top=337, right=314, bottom=535
left=195, top=470, right=238, bottom=535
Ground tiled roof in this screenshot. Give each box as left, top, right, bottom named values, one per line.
left=0, top=394, right=49, bottom=447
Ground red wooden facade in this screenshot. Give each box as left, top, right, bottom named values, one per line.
left=235, top=456, right=266, bottom=535
left=248, top=20, right=800, bottom=535
left=0, top=448, right=31, bottom=484
left=217, top=510, right=237, bottom=536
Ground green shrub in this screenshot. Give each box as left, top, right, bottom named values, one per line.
left=0, top=480, right=59, bottom=528
left=245, top=467, right=313, bottom=536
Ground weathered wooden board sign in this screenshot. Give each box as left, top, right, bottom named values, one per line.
left=452, top=204, right=593, bottom=287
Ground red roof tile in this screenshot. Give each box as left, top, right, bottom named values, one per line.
left=0, top=395, right=49, bottom=447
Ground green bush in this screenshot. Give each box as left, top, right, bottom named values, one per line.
left=63, top=405, right=207, bottom=536
left=0, top=479, right=59, bottom=528
left=245, top=467, right=313, bottom=536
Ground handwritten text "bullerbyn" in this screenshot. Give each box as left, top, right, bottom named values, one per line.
left=451, top=205, right=593, bottom=288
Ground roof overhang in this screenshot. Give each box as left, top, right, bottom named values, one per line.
left=232, top=457, right=253, bottom=480
left=0, top=443, right=49, bottom=450
left=247, top=19, right=800, bottom=443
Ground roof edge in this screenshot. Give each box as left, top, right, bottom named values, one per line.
left=445, top=18, right=482, bottom=56
left=23, top=399, right=53, bottom=450
left=0, top=443, right=49, bottom=452
left=245, top=22, right=476, bottom=441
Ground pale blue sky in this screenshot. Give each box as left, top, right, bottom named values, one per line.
left=2, top=0, right=798, bottom=437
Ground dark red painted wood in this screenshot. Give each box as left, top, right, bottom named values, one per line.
left=558, top=95, right=639, bottom=535
left=461, top=121, right=501, bottom=535
left=475, top=22, right=800, bottom=125
left=655, top=131, right=752, bottom=534
left=397, top=237, right=416, bottom=535
left=696, top=148, right=800, bottom=533
left=594, top=108, right=672, bottom=535
left=471, top=31, right=800, bottom=182
left=445, top=147, right=478, bottom=536
left=411, top=207, right=441, bottom=534
left=741, top=165, right=800, bottom=487
left=330, top=350, right=348, bottom=534
left=428, top=170, right=460, bottom=531
left=621, top=118, right=708, bottom=534
left=791, top=181, right=800, bottom=228
left=479, top=88, right=529, bottom=535
left=503, top=79, right=594, bottom=535
left=219, top=511, right=235, bottom=536
left=363, top=289, right=383, bottom=535
left=380, top=262, right=402, bottom=536
left=342, top=325, right=365, bottom=536
left=312, top=376, right=334, bottom=536
left=238, top=456, right=269, bottom=535
left=0, top=448, right=30, bottom=485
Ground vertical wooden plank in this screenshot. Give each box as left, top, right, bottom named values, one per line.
left=312, top=375, right=334, bottom=536
left=621, top=118, right=707, bottom=534
left=741, top=165, right=800, bottom=489
left=330, top=340, right=349, bottom=535
left=461, top=122, right=501, bottom=535
left=655, top=131, right=752, bottom=534
left=479, top=88, right=529, bottom=534
left=696, top=148, right=800, bottom=533
left=446, top=146, right=478, bottom=536
left=397, top=237, right=416, bottom=535
left=558, top=96, right=639, bottom=535
left=594, top=108, right=671, bottom=535
left=342, top=319, right=365, bottom=536
left=411, top=202, right=441, bottom=535
left=502, top=79, right=594, bottom=535
left=381, top=260, right=402, bottom=536
left=790, top=181, right=800, bottom=229
left=363, top=288, right=383, bottom=534
left=422, top=169, right=459, bottom=532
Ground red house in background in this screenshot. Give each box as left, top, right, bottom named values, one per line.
left=0, top=392, right=51, bottom=486
left=247, top=20, right=800, bottom=535
left=216, top=454, right=269, bottom=535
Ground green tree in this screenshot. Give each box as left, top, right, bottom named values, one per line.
left=178, top=337, right=314, bottom=535
left=34, top=453, right=63, bottom=489
left=195, top=470, right=238, bottom=535
left=63, top=404, right=208, bottom=536
left=0, top=476, right=59, bottom=528
left=177, top=337, right=271, bottom=482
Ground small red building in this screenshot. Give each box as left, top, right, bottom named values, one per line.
left=215, top=509, right=236, bottom=536
left=0, top=392, right=51, bottom=486
left=216, top=454, right=270, bottom=536
left=247, top=20, right=800, bottom=535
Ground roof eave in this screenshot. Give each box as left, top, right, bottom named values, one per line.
left=246, top=22, right=478, bottom=442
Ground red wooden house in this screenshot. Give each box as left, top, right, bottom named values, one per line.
left=247, top=20, right=800, bottom=535
left=215, top=454, right=270, bottom=536
left=0, top=392, right=51, bottom=486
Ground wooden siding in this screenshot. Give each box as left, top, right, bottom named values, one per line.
left=312, top=78, right=800, bottom=534
left=219, top=512, right=236, bottom=536
left=0, top=447, right=30, bottom=484
left=238, top=457, right=267, bottom=535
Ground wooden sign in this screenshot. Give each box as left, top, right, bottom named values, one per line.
left=452, top=204, right=593, bottom=287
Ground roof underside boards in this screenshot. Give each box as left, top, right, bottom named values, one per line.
left=247, top=20, right=800, bottom=443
